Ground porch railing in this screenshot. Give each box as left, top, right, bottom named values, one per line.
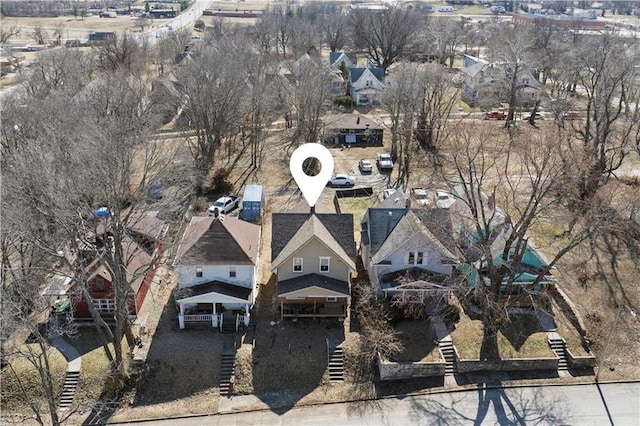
left=183, top=314, right=213, bottom=322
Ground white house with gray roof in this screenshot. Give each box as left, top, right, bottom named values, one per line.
left=360, top=190, right=458, bottom=301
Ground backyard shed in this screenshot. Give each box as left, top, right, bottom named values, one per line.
left=241, top=185, right=263, bottom=221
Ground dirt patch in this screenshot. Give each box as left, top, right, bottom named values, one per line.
left=390, top=320, right=440, bottom=363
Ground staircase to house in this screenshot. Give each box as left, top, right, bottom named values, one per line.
left=548, top=333, right=568, bottom=371
left=221, top=313, right=236, bottom=334
left=328, top=346, right=344, bottom=382
left=219, top=352, right=236, bottom=397
left=439, top=340, right=457, bottom=375
left=59, top=371, right=80, bottom=410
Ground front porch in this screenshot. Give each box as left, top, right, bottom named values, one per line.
left=279, top=297, right=348, bottom=319
left=175, top=280, right=253, bottom=331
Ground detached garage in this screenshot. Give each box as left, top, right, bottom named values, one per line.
left=323, top=114, right=384, bottom=147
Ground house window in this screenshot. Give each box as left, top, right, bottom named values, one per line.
left=229, top=266, right=236, bottom=278
left=319, top=257, right=330, bottom=273
left=366, top=80, right=372, bottom=87
left=195, top=267, right=203, bottom=278
left=507, top=247, right=516, bottom=262
left=326, top=296, right=338, bottom=302
left=95, top=277, right=105, bottom=290
left=293, top=258, right=303, bottom=273
left=91, top=299, right=115, bottom=313
left=408, top=252, right=425, bottom=265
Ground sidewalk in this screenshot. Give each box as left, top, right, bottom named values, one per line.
left=50, top=335, right=82, bottom=373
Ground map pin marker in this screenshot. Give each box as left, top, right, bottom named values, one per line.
left=290, top=143, right=334, bottom=208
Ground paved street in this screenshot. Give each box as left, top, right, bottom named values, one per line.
left=119, top=382, right=639, bottom=425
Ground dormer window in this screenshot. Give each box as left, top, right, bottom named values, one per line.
left=195, top=266, right=203, bottom=278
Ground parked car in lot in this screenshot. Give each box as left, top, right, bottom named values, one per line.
left=358, top=159, right=373, bottom=173
left=376, top=153, right=394, bottom=170
left=328, top=174, right=355, bottom=187
left=208, top=195, right=240, bottom=216
left=382, top=188, right=397, bottom=199
left=484, top=111, right=507, bottom=120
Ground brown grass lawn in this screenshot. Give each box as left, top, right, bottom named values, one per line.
left=389, top=320, right=442, bottom=363
left=450, top=307, right=554, bottom=360
left=0, top=332, right=67, bottom=414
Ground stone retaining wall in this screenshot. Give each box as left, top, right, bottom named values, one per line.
left=566, top=348, right=596, bottom=369
left=377, top=352, right=446, bottom=380
left=457, top=356, right=559, bottom=373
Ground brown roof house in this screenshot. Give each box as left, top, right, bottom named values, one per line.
left=271, top=212, right=356, bottom=320
left=174, top=216, right=261, bottom=330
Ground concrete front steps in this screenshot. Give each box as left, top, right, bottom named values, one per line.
left=439, top=340, right=458, bottom=375
left=59, top=371, right=80, bottom=410
left=219, top=353, right=236, bottom=397
left=548, top=333, right=568, bottom=371
left=328, top=346, right=344, bottom=382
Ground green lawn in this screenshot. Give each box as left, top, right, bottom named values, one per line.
left=338, top=195, right=377, bottom=236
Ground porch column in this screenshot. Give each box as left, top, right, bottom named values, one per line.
left=212, top=303, right=218, bottom=328
left=178, top=303, right=185, bottom=330
left=244, top=303, right=250, bottom=327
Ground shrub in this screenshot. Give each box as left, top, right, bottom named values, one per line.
left=441, top=304, right=461, bottom=324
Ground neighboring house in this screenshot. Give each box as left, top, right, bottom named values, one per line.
left=448, top=185, right=554, bottom=299
left=360, top=190, right=458, bottom=301
left=174, top=215, right=261, bottom=329
left=329, top=51, right=357, bottom=71
left=460, top=55, right=541, bottom=108
left=322, top=113, right=384, bottom=146
left=271, top=212, right=355, bottom=320
left=349, top=67, right=385, bottom=106
left=42, top=210, right=167, bottom=322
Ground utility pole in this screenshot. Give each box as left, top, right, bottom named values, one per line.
left=596, top=302, right=638, bottom=382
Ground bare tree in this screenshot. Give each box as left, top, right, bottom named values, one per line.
left=560, top=33, right=640, bottom=204
left=426, top=18, right=466, bottom=68
left=290, top=55, right=333, bottom=146
left=1, top=23, right=21, bottom=44
left=414, top=63, right=460, bottom=153
left=175, top=42, right=249, bottom=190
left=349, top=6, right=421, bottom=70
left=439, top=125, right=601, bottom=361
left=30, top=25, right=47, bottom=45
left=318, top=8, right=348, bottom=52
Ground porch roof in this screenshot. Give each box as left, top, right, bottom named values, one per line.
left=277, top=273, right=349, bottom=297
left=379, top=267, right=452, bottom=291
left=176, top=280, right=252, bottom=304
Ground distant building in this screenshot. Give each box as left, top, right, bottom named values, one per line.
left=149, top=8, right=177, bottom=19
left=512, top=13, right=605, bottom=30
left=88, top=32, right=116, bottom=43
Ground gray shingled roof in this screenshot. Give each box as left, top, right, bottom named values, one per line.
left=277, top=273, right=349, bottom=296
left=365, top=208, right=407, bottom=254
left=371, top=211, right=457, bottom=265
left=176, top=280, right=252, bottom=302
left=271, top=213, right=355, bottom=262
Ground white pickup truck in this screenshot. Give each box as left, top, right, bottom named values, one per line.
left=208, top=196, right=240, bottom=217
left=377, top=153, right=394, bottom=170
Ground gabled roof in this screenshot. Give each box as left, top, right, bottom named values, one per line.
left=371, top=210, right=457, bottom=265
left=363, top=208, right=407, bottom=254
left=271, top=213, right=355, bottom=269
left=176, top=216, right=260, bottom=266
left=350, top=67, right=385, bottom=83
left=329, top=51, right=357, bottom=68
left=277, top=273, right=349, bottom=296
left=461, top=61, right=490, bottom=79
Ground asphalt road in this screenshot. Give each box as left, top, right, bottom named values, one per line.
left=120, top=382, right=639, bottom=425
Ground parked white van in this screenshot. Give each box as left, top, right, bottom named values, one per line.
left=438, top=5, right=454, bottom=12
